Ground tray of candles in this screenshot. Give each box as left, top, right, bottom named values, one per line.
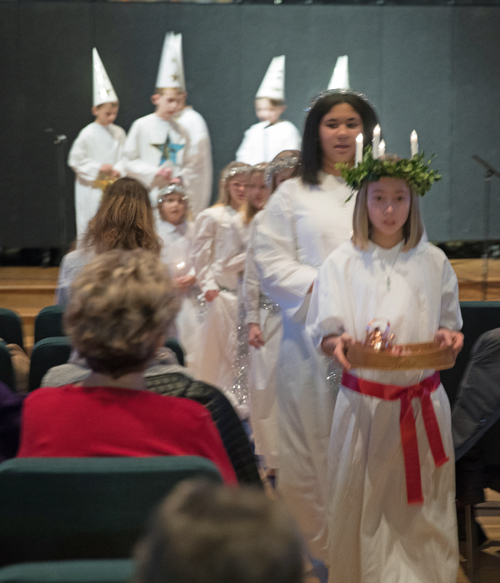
left=346, top=320, right=455, bottom=371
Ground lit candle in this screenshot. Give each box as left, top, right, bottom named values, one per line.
left=410, top=130, right=418, bottom=157
left=355, top=133, right=364, bottom=166
left=378, top=140, right=386, bottom=158
left=372, top=125, right=381, bottom=159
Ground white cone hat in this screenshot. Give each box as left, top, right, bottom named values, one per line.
left=256, top=55, right=285, bottom=101
left=156, top=32, right=185, bottom=90
left=92, top=48, right=118, bottom=107
left=174, top=33, right=186, bottom=92
left=328, top=55, right=350, bottom=90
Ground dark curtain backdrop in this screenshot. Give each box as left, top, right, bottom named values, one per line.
left=1, top=2, right=500, bottom=247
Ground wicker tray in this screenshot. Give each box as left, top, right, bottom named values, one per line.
left=346, top=341, right=455, bottom=371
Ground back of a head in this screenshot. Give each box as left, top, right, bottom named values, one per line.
left=83, top=177, right=161, bottom=254
left=133, top=481, right=304, bottom=583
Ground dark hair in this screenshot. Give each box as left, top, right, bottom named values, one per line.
left=300, top=92, right=379, bottom=186
left=83, top=177, right=161, bottom=254
left=132, top=480, right=304, bottom=583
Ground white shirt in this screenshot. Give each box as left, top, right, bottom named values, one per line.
left=123, top=113, right=193, bottom=205
left=254, top=174, right=355, bottom=323
left=306, top=239, right=462, bottom=386
left=175, top=107, right=213, bottom=217
left=236, top=120, right=301, bottom=165
left=157, top=220, right=195, bottom=278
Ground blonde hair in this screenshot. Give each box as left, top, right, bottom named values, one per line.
left=83, top=177, right=161, bottom=254
left=352, top=180, right=424, bottom=252
left=64, top=249, right=181, bottom=378
left=244, top=163, right=268, bottom=224
left=216, top=162, right=251, bottom=206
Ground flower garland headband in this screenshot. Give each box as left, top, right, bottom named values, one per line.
left=338, top=147, right=442, bottom=201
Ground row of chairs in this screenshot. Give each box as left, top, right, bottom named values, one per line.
left=0, top=306, right=186, bottom=393
left=0, top=455, right=222, bottom=579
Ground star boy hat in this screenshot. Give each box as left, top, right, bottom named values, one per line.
left=328, top=55, right=350, bottom=90
left=156, top=32, right=185, bottom=90
left=92, top=48, right=118, bottom=107
left=256, top=55, right=285, bottom=101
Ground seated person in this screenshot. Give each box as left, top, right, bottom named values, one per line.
left=17, top=249, right=236, bottom=485
left=132, top=480, right=304, bottom=583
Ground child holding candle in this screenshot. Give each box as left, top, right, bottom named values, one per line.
left=306, top=150, right=462, bottom=583
left=157, top=182, right=200, bottom=370
left=191, top=162, right=250, bottom=410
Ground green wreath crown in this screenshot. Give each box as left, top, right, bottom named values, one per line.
left=338, top=147, right=441, bottom=201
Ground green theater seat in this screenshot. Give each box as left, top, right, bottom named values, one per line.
left=0, top=341, right=15, bottom=392
left=0, top=456, right=221, bottom=567
left=34, top=306, right=65, bottom=344
left=28, top=337, right=72, bottom=392
left=0, top=559, right=135, bottom=583
left=0, top=309, right=24, bottom=351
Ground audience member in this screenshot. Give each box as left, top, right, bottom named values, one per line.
left=17, top=249, right=237, bottom=484
left=132, top=480, right=304, bottom=583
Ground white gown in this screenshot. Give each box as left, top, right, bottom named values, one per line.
left=253, top=173, right=355, bottom=560
left=123, top=113, right=192, bottom=208
left=68, top=122, right=126, bottom=240
left=191, top=205, right=244, bottom=411
left=306, top=240, right=462, bottom=583
left=243, top=213, right=283, bottom=470
left=157, top=219, right=200, bottom=370
left=175, top=107, right=213, bottom=217
left=236, top=120, right=301, bottom=165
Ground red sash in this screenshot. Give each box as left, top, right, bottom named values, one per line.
left=341, top=370, right=449, bottom=505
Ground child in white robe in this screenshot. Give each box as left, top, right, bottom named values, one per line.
left=236, top=56, right=301, bottom=164
left=157, top=183, right=200, bottom=370
left=306, top=155, right=463, bottom=583
left=68, top=105, right=125, bottom=242
left=191, top=162, right=250, bottom=412
left=243, top=151, right=300, bottom=474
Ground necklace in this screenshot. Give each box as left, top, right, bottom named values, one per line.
left=384, top=242, right=403, bottom=292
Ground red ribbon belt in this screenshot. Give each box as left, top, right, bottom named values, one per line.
left=341, top=370, right=448, bottom=505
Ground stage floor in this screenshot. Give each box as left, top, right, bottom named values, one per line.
left=0, top=259, right=499, bottom=349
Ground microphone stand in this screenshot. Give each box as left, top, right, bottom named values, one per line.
left=46, top=128, right=68, bottom=263
left=472, top=155, right=500, bottom=301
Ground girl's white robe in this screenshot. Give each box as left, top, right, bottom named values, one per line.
left=306, top=240, right=462, bottom=583
left=253, top=174, right=355, bottom=560
left=157, top=219, right=200, bottom=370
left=243, top=214, right=283, bottom=470
left=67, top=122, right=126, bottom=240
left=236, top=120, right=301, bottom=165
left=191, top=205, right=244, bottom=410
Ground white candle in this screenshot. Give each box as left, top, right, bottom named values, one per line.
left=410, top=130, right=418, bottom=157
left=372, top=125, right=381, bottom=159
left=378, top=139, right=386, bottom=158
left=355, top=133, right=364, bottom=166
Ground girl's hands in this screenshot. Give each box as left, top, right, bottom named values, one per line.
left=248, top=324, right=265, bottom=349
left=204, top=289, right=219, bottom=302
left=175, top=275, right=196, bottom=291
left=434, top=328, right=464, bottom=360
left=321, top=333, right=353, bottom=370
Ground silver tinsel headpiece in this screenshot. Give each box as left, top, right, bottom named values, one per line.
left=264, top=153, right=300, bottom=189
left=306, top=88, right=374, bottom=112
left=221, top=163, right=251, bottom=182
left=157, top=182, right=188, bottom=205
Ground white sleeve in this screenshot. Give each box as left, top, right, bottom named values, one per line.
left=439, top=257, right=463, bottom=332
left=67, top=130, right=102, bottom=182
left=253, top=184, right=318, bottom=321
left=123, top=121, right=158, bottom=187
left=112, top=127, right=127, bottom=176
left=221, top=217, right=247, bottom=275
left=236, top=126, right=260, bottom=165
left=243, top=222, right=261, bottom=325
left=306, top=253, right=346, bottom=353
left=191, top=210, right=219, bottom=294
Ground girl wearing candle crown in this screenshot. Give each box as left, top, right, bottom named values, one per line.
left=191, top=162, right=251, bottom=412
left=157, top=181, right=200, bottom=370
left=306, top=149, right=463, bottom=583
left=253, top=90, right=379, bottom=568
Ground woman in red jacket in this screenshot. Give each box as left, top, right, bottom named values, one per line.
left=17, top=248, right=236, bottom=485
